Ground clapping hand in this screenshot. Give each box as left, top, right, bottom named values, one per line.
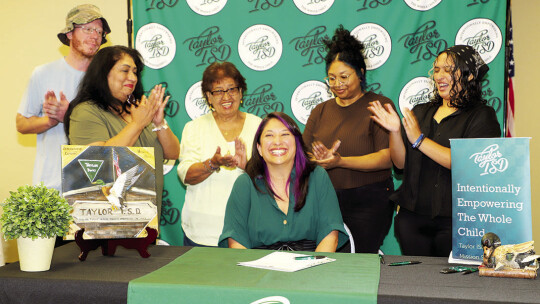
left=401, top=107, right=422, bottom=145
left=129, top=94, right=159, bottom=128
left=232, top=137, right=248, bottom=170
left=311, top=140, right=341, bottom=169
left=129, top=84, right=169, bottom=129
left=149, top=84, right=170, bottom=127
left=368, top=100, right=422, bottom=145
left=368, top=100, right=401, bottom=133
left=211, top=146, right=236, bottom=169
left=43, top=91, right=69, bottom=124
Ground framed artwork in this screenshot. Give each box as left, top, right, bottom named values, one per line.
left=61, top=145, right=158, bottom=239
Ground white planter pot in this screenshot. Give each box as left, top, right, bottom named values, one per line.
left=16, top=237, right=55, bottom=272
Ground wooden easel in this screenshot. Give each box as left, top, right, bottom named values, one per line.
left=74, top=227, right=158, bottom=261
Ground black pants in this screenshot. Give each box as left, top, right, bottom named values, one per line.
left=336, top=178, right=394, bottom=254
left=394, top=208, right=452, bottom=257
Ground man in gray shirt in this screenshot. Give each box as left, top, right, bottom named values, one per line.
left=16, top=4, right=111, bottom=192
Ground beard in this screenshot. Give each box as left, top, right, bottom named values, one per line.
left=70, top=36, right=100, bottom=59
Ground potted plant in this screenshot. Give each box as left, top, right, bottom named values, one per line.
left=1, top=184, right=72, bottom=271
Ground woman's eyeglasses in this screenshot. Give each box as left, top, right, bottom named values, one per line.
left=210, top=87, right=240, bottom=99
left=324, top=74, right=352, bottom=87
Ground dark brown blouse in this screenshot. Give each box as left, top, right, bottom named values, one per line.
left=303, top=92, right=394, bottom=190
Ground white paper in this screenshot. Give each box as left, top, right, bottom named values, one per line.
left=448, top=251, right=483, bottom=265
left=238, top=252, right=335, bottom=272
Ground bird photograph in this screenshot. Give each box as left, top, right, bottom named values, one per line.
left=102, top=164, right=145, bottom=210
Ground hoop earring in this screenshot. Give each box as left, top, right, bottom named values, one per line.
left=126, top=94, right=135, bottom=106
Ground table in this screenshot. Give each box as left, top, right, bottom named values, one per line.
left=0, top=243, right=538, bottom=304
left=0, top=243, right=189, bottom=304
left=380, top=255, right=540, bottom=303
left=128, top=247, right=380, bottom=304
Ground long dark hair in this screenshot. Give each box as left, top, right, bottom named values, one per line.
left=246, top=112, right=316, bottom=212
left=323, top=25, right=367, bottom=91
left=64, top=46, right=144, bottom=137
left=429, top=50, right=485, bottom=109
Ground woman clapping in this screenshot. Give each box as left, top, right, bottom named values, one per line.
left=368, top=45, right=501, bottom=256
left=178, top=62, right=262, bottom=247
left=65, top=45, right=179, bottom=211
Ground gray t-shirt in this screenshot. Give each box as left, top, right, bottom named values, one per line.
left=18, top=58, right=84, bottom=192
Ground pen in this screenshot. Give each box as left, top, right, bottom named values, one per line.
left=388, top=261, right=422, bottom=266
left=295, top=255, right=326, bottom=260
left=379, top=254, right=385, bottom=264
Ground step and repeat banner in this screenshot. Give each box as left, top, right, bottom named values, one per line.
left=451, top=138, right=531, bottom=262
left=133, top=0, right=507, bottom=248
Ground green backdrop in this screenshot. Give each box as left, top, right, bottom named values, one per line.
left=133, top=0, right=508, bottom=254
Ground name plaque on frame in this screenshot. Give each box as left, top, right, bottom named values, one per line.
left=450, top=138, right=532, bottom=262
left=61, top=145, right=158, bottom=240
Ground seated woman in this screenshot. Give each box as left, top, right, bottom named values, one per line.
left=219, top=112, right=348, bottom=252
left=64, top=45, right=180, bottom=210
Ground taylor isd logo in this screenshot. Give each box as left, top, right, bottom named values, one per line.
left=456, top=18, right=502, bottom=64
left=291, top=80, right=331, bottom=125
left=351, top=23, right=392, bottom=70
left=399, top=20, right=447, bottom=64
left=185, top=81, right=210, bottom=120
left=289, top=26, right=329, bottom=67
left=244, top=84, right=284, bottom=117
left=403, top=0, right=441, bottom=11
left=135, top=23, right=176, bottom=70
left=293, top=0, right=334, bottom=15
left=186, top=0, right=227, bottom=16
left=469, top=144, right=509, bottom=176
left=398, top=77, right=433, bottom=115
left=238, top=24, right=283, bottom=71
left=183, top=26, right=231, bottom=67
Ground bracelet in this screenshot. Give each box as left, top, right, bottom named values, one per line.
left=152, top=119, right=169, bottom=132
left=202, top=160, right=213, bottom=173
left=208, top=159, right=220, bottom=172
left=412, top=133, right=425, bottom=149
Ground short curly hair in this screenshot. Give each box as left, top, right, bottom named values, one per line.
left=323, top=25, right=367, bottom=90
left=201, top=62, right=247, bottom=108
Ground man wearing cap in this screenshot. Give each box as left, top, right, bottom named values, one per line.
left=16, top=4, right=111, bottom=192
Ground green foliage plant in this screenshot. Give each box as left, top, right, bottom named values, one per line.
left=1, top=184, right=73, bottom=240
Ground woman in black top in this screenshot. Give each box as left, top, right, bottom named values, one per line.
left=369, top=45, right=501, bottom=256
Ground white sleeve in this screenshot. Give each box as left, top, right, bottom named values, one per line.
left=18, top=67, right=44, bottom=117
left=177, top=120, right=202, bottom=184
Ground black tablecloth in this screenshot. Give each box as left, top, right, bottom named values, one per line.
left=0, top=243, right=190, bottom=304
left=0, top=243, right=539, bottom=304
left=379, top=255, right=540, bottom=304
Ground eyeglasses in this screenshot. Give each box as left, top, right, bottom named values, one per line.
left=324, top=74, right=352, bottom=87
left=74, top=25, right=105, bottom=37
left=210, top=87, right=240, bottom=99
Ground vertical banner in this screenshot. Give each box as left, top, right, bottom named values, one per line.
left=450, top=138, right=532, bottom=262
left=133, top=1, right=508, bottom=247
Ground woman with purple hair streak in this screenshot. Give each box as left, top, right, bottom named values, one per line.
left=219, top=112, right=348, bottom=252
